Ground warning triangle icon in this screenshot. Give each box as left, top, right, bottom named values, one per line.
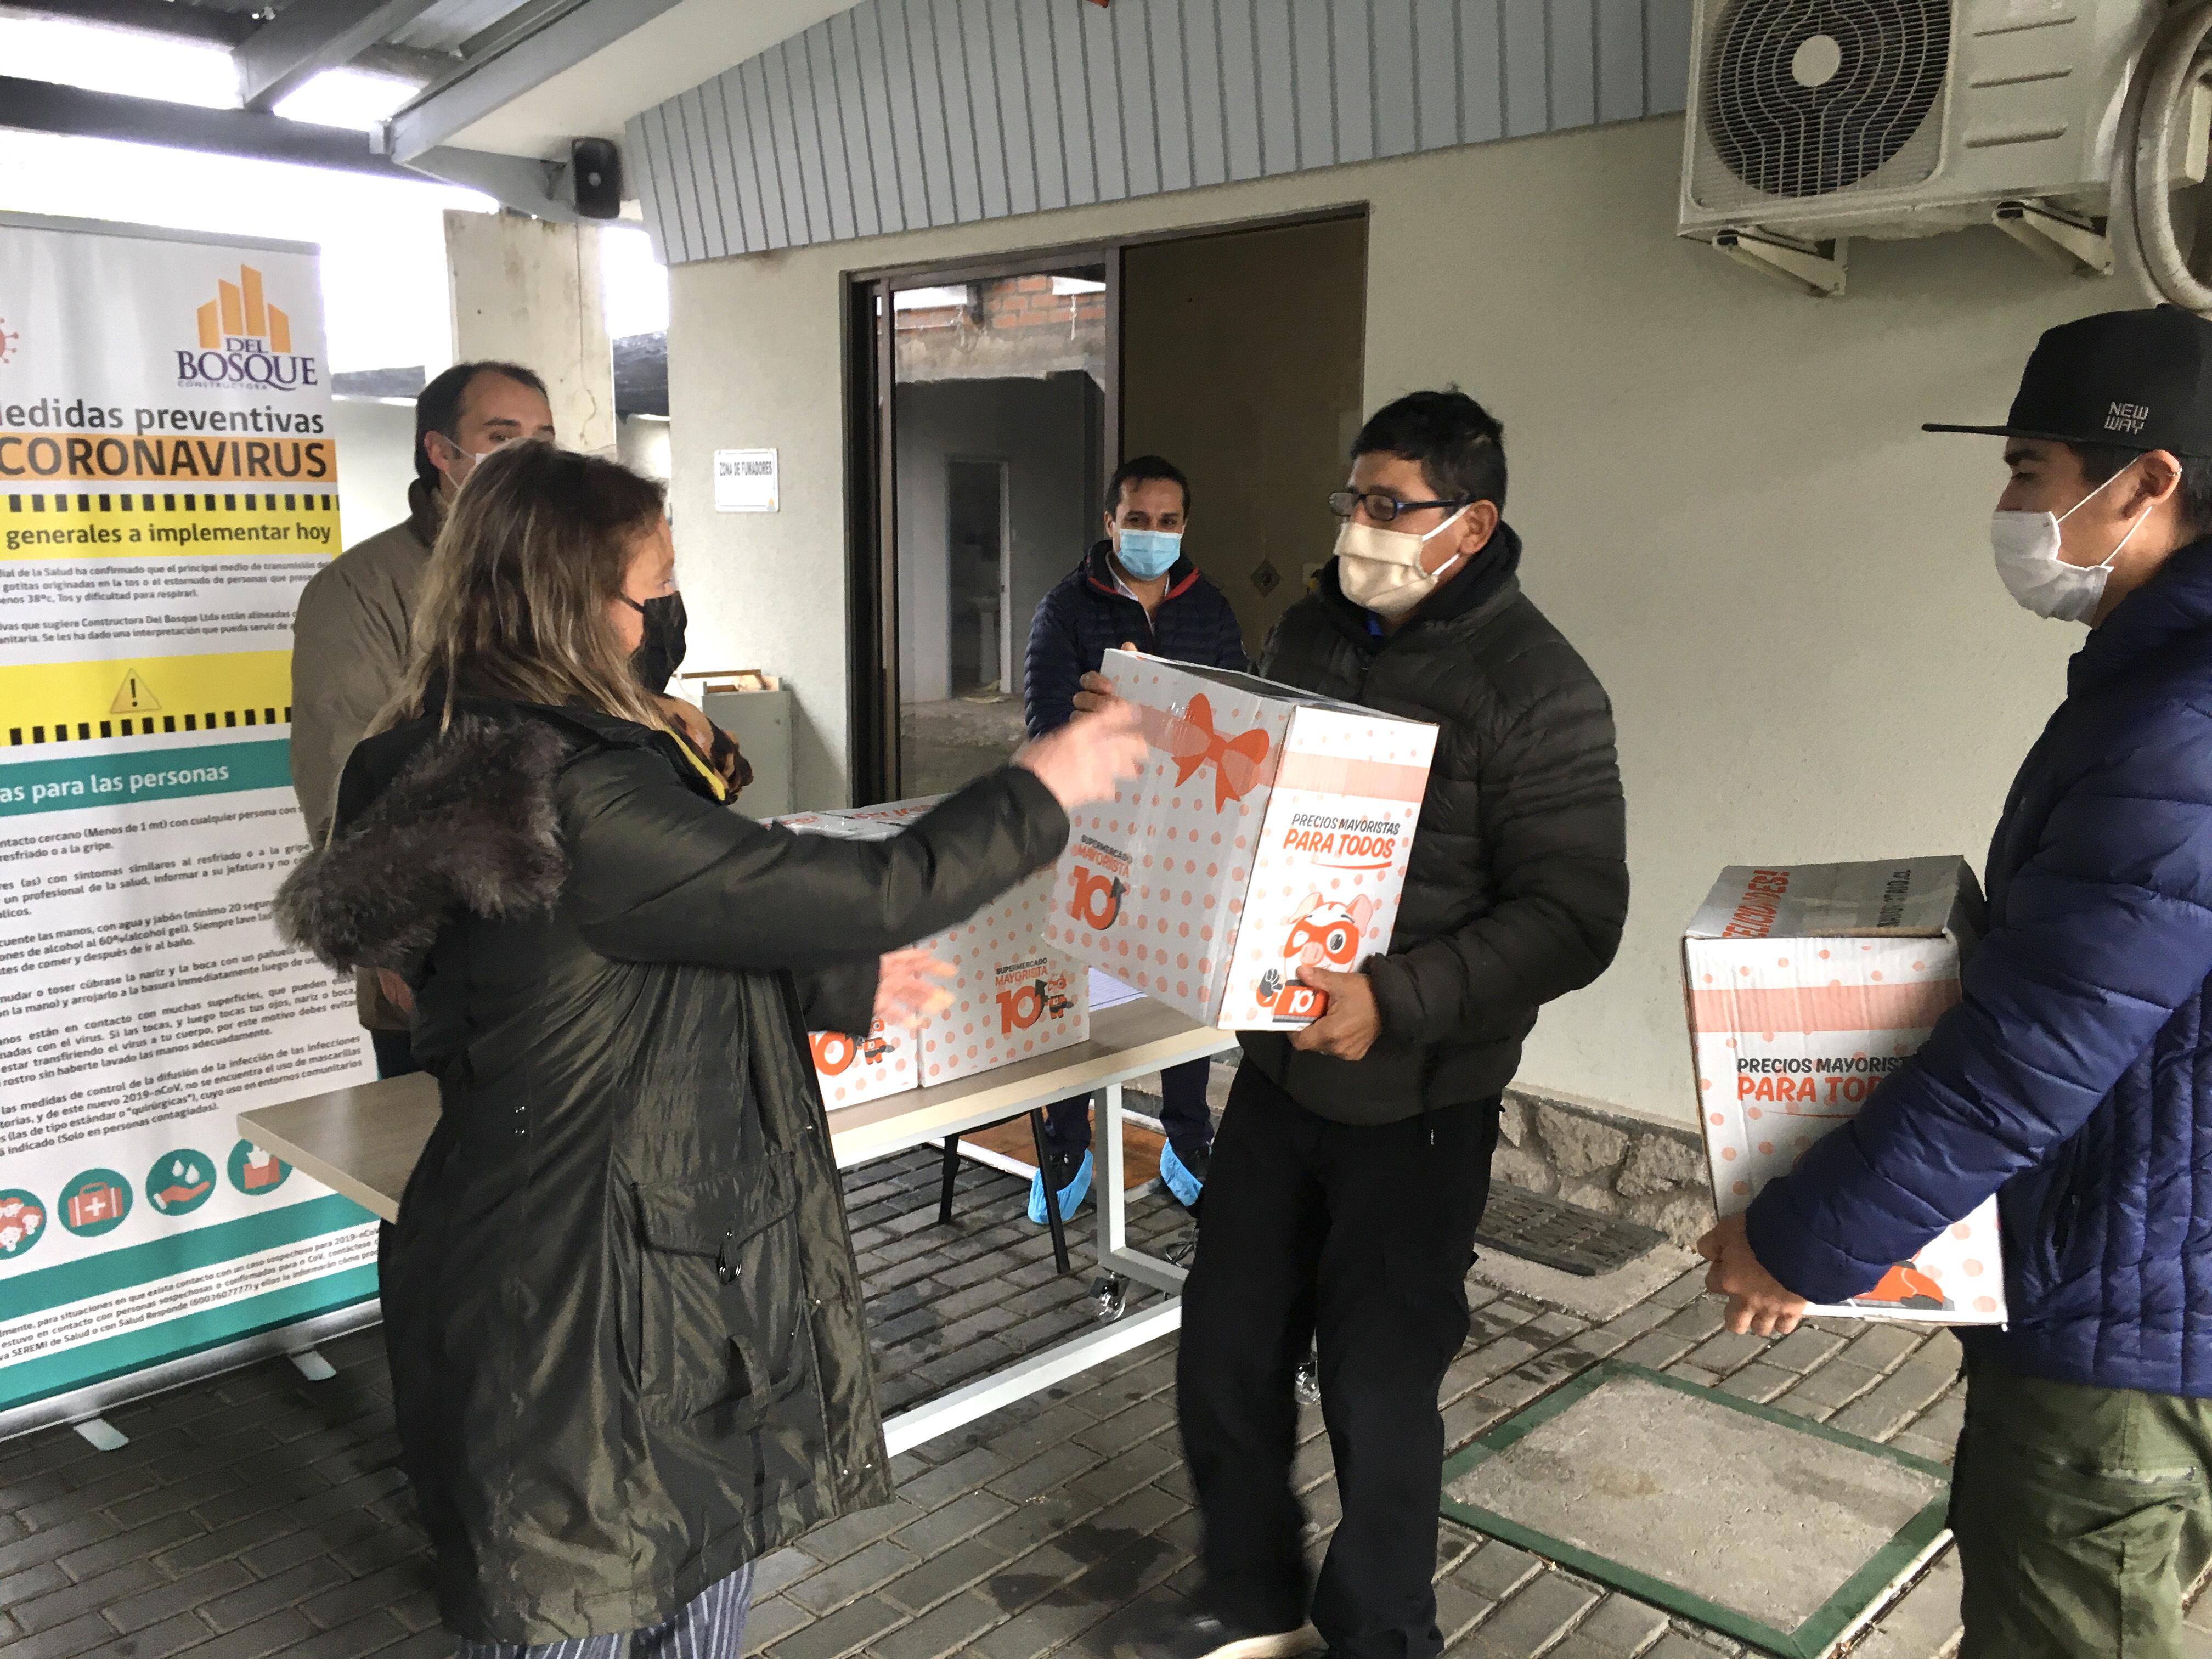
left=111, top=670, right=161, bottom=714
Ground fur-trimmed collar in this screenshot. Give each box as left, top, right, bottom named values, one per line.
left=275, top=713, right=569, bottom=974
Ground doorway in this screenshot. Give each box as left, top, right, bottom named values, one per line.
left=849, top=257, right=1111, bottom=800
left=845, top=211, right=1365, bottom=803
left=1121, top=217, right=1369, bottom=650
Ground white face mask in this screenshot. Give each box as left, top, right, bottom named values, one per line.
left=432, top=432, right=500, bottom=490
left=1335, top=505, right=1469, bottom=619
left=1990, top=464, right=2144, bottom=624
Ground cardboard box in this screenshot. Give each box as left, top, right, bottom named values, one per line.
left=831, top=799, right=1089, bottom=1087
left=778, top=798, right=1090, bottom=1098
left=1683, top=857, right=2006, bottom=1324
left=1043, top=651, right=1438, bottom=1030
left=805, top=1021, right=917, bottom=1109
left=775, top=809, right=919, bottom=1107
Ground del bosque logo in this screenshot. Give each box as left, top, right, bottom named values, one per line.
left=176, top=264, right=318, bottom=391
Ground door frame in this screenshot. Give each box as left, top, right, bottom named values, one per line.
left=840, top=204, right=1368, bottom=803
left=844, top=247, right=1118, bottom=803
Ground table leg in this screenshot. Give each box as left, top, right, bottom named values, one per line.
left=1027, top=1109, right=1072, bottom=1277
left=938, top=1134, right=961, bottom=1227
left=1094, top=1081, right=1187, bottom=1307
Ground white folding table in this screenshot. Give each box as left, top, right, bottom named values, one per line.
left=237, top=997, right=1236, bottom=1454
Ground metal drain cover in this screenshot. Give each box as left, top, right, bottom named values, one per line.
left=1477, top=1186, right=1664, bottom=1277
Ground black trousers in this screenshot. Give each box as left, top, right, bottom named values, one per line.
left=1178, top=1063, right=1498, bottom=1659
left=1042, top=1056, right=1215, bottom=1159
left=372, top=1028, right=422, bottom=1080
left=371, top=1030, right=421, bottom=1282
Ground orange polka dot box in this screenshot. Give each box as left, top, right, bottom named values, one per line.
left=779, top=801, right=1090, bottom=1104
left=1682, top=857, right=2006, bottom=1324
left=1046, top=650, right=1439, bottom=1031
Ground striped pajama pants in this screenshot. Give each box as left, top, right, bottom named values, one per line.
left=455, top=1562, right=754, bottom=1659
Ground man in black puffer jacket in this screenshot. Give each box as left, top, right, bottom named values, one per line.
left=1119, top=391, right=1629, bottom=1659
left=1023, top=455, right=1246, bottom=1223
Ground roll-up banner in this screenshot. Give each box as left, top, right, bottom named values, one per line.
left=0, top=213, right=378, bottom=1431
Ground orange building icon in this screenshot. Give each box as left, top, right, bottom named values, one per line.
left=196, top=265, right=292, bottom=352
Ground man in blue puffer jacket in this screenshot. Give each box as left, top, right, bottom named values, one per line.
left=1701, top=307, right=2212, bottom=1658
left=1022, top=454, right=1246, bottom=1224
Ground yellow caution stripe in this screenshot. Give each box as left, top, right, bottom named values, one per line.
left=1, top=651, right=293, bottom=746
left=1, top=490, right=340, bottom=560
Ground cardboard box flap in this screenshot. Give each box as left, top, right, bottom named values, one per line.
left=1686, top=857, right=1976, bottom=941
left=1120, top=653, right=1426, bottom=724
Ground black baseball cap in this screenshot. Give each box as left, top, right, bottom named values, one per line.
left=1925, top=306, right=2212, bottom=458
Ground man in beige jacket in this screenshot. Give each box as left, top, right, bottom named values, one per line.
left=292, top=361, right=556, bottom=845
left=295, top=361, right=738, bottom=1075
left=292, top=360, right=556, bottom=1075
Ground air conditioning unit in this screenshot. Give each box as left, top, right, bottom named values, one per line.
left=1678, top=0, right=2185, bottom=292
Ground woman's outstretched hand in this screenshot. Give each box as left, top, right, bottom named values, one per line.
left=1015, top=700, right=1147, bottom=811
left=874, top=947, right=955, bottom=1030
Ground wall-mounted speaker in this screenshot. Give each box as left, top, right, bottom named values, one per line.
left=571, top=137, right=623, bottom=219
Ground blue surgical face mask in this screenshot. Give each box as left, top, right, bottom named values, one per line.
left=1115, top=527, right=1182, bottom=579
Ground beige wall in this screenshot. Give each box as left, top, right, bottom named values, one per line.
left=619, top=414, right=673, bottom=481
left=668, top=112, right=2134, bottom=1128
left=1123, top=216, right=1368, bottom=650
left=329, top=397, right=419, bottom=550
left=445, top=211, right=617, bottom=455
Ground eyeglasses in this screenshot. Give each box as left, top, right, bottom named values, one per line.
left=1327, top=488, right=1470, bottom=524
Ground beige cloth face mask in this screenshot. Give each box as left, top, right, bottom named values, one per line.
left=1335, top=504, right=1469, bottom=618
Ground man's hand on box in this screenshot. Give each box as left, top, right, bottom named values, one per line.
left=874, top=948, right=955, bottom=1030
left=1289, top=967, right=1381, bottom=1061
left=1695, top=1212, right=1810, bottom=1338
left=1071, top=642, right=1138, bottom=716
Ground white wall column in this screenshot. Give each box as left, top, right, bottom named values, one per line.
left=444, top=211, right=614, bottom=454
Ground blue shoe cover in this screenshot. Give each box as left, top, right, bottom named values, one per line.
left=1159, top=1141, right=1205, bottom=1208
left=1027, top=1149, right=1093, bottom=1224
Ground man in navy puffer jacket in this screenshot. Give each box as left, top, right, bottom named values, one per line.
left=1023, top=457, right=1248, bottom=732
left=1022, top=455, right=1246, bottom=1224
left=1702, top=307, right=2212, bottom=1658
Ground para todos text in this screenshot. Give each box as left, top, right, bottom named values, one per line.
left=1736, top=1049, right=1906, bottom=1107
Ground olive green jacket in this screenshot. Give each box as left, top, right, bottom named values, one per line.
left=275, top=700, right=1068, bottom=1643
left=289, top=479, right=440, bottom=845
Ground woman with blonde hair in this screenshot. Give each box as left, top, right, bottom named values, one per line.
left=277, top=441, right=1142, bottom=1657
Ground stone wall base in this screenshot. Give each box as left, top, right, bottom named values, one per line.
left=1141, top=1060, right=1717, bottom=1250
left=1496, top=1089, right=1718, bottom=1248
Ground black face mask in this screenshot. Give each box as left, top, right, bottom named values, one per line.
left=630, top=594, right=687, bottom=694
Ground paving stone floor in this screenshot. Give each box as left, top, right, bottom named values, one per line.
left=8, top=1152, right=2211, bottom=1658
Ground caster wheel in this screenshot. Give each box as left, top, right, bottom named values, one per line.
left=1293, top=1353, right=1321, bottom=1404
left=1091, top=1274, right=1128, bottom=1323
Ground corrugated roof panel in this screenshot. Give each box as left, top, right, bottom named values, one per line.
left=630, top=0, right=1697, bottom=263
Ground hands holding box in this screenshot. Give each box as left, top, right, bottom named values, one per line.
left=1047, top=650, right=1438, bottom=1033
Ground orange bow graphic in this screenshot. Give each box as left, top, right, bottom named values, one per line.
left=1167, top=694, right=1271, bottom=810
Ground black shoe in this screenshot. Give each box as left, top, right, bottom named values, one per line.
left=1114, top=1612, right=1322, bottom=1659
